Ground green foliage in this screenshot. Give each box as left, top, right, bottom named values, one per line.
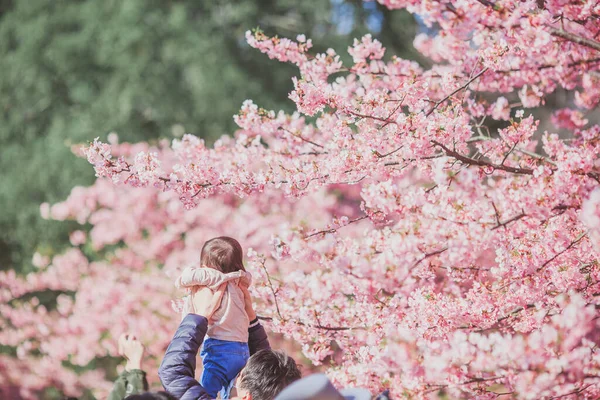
left=0, top=0, right=417, bottom=274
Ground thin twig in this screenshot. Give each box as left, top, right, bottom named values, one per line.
left=304, top=214, right=372, bottom=239
left=348, top=110, right=394, bottom=124
left=491, top=212, right=526, bottom=230
left=376, top=146, right=403, bottom=158
left=501, top=142, right=517, bottom=166
left=536, top=232, right=587, bottom=272
left=412, top=247, right=449, bottom=268
left=426, top=68, right=489, bottom=116
left=381, top=95, right=406, bottom=128
left=257, top=315, right=366, bottom=331
left=496, top=57, right=600, bottom=73
left=280, top=128, right=325, bottom=148
left=549, top=384, right=594, bottom=399
left=260, top=259, right=283, bottom=319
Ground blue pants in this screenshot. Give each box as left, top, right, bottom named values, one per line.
left=200, top=338, right=249, bottom=399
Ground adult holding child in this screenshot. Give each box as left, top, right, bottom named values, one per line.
left=159, top=237, right=301, bottom=400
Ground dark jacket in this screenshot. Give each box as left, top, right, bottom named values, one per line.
left=108, top=369, right=148, bottom=400
left=158, top=314, right=270, bottom=399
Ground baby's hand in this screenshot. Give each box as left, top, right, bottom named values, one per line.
left=239, top=271, right=252, bottom=288
left=238, top=279, right=250, bottom=289
left=118, top=333, right=144, bottom=371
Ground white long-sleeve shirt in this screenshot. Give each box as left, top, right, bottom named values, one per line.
left=175, top=267, right=252, bottom=342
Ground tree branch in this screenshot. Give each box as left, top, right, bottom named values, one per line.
left=536, top=232, right=587, bottom=272
left=413, top=247, right=449, bottom=268
left=257, top=315, right=366, bottom=331
left=348, top=110, right=395, bottom=124
left=459, top=304, right=536, bottom=331
left=426, top=68, right=488, bottom=116
left=548, top=27, right=600, bottom=52
left=432, top=140, right=534, bottom=175
left=304, top=214, right=372, bottom=239
left=497, top=57, right=600, bottom=73
left=474, top=0, right=600, bottom=52
left=280, top=128, right=325, bottom=149
left=550, top=384, right=594, bottom=399
left=491, top=212, right=526, bottom=230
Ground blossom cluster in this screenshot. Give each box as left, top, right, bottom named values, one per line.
left=0, top=158, right=338, bottom=398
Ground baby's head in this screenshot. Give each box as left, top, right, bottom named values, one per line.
left=200, top=236, right=245, bottom=273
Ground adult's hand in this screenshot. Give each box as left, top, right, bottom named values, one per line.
left=118, top=333, right=144, bottom=371
left=240, top=285, right=257, bottom=321
left=190, top=286, right=223, bottom=320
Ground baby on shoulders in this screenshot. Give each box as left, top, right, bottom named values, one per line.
left=173, top=237, right=253, bottom=399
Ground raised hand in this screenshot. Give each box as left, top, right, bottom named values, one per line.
left=190, top=286, right=224, bottom=320
left=118, top=333, right=144, bottom=371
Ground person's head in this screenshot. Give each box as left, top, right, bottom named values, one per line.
left=201, top=236, right=245, bottom=273
left=233, top=349, right=302, bottom=400
left=125, top=392, right=176, bottom=400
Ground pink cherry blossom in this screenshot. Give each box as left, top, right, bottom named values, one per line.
left=4, top=1, right=600, bottom=398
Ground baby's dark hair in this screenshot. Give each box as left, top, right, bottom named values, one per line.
left=200, top=236, right=245, bottom=274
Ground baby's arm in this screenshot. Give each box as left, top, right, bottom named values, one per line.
left=239, top=271, right=252, bottom=288
left=176, top=267, right=243, bottom=290
left=177, top=267, right=220, bottom=288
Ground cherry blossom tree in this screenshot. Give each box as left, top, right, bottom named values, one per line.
left=1, top=139, right=340, bottom=398
left=3, top=0, right=600, bottom=398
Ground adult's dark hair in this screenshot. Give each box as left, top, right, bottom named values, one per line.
left=239, top=349, right=302, bottom=400
left=125, top=392, right=176, bottom=400
left=200, top=236, right=245, bottom=273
